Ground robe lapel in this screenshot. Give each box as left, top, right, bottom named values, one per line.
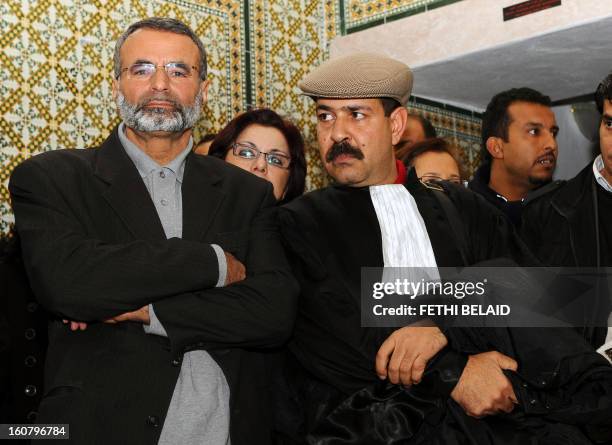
left=404, top=168, right=465, bottom=267
left=94, top=128, right=166, bottom=241
left=181, top=153, right=226, bottom=242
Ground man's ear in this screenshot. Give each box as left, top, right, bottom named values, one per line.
left=390, top=106, right=408, bottom=146
left=200, top=79, right=210, bottom=104
left=486, top=137, right=504, bottom=159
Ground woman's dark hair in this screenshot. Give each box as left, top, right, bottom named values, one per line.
left=398, top=137, right=465, bottom=179
left=208, top=108, right=307, bottom=204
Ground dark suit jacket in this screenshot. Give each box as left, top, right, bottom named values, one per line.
left=9, top=127, right=299, bottom=444
left=522, top=164, right=608, bottom=348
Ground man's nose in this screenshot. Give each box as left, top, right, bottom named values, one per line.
left=330, top=116, right=349, bottom=143
left=150, top=66, right=170, bottom=91
left=545, top=129, right=558, bottom=153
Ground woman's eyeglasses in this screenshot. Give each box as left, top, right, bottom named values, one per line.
left=419, top=174, right=462, bottom=185
left=418, top=174, right=465, bottom=191
left=232, top=142, right=291, bottom=169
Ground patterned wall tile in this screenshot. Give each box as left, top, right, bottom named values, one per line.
left=344, top=0, right=455, bottom=31
left=250, top=0, right=340, bottom=191
left=0, top=0, right=246, bottom=232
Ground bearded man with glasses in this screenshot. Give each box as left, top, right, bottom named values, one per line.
left=9, top=17, right=298, bottom=445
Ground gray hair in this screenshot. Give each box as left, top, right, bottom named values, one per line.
left=113, top=17, right=207, bottom=81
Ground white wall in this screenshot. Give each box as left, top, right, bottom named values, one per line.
left=331, top=0, right=612, bottom=68
left=553, top=104, right=600, bottom=180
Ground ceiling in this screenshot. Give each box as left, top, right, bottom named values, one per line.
left=330, top=1, right=612, bottom=112
left=410, top=16, right=612, bottom=111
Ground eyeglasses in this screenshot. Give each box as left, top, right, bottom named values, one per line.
left=118, top=62, right=199, bottom=81
left=231, top=142, right=291, bottom=169
left=419, top=175, right=462, bottom=185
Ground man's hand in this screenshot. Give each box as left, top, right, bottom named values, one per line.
left=375, top=326, right=448, bottom=385
left=225, top=251, right=246, bottom=286
left=104, top=305, right=150, bottom=325
left=450, top=351, right=518, bottom=417
left=63, top=319, right=88, bottom=331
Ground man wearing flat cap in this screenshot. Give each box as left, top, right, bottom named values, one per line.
left=276, top=53, right=612, bottom=443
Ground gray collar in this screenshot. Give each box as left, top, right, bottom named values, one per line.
left=118, top=122, right=193, bottom=182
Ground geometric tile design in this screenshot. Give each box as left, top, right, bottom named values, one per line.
left=344, top=0, right=455, bottom=31
left=250, top=0, right=340, bottom=190
left=0, top=0, right=246, bottom=232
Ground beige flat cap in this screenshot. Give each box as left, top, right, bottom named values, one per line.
left=299, top=52, right=413, bottom=105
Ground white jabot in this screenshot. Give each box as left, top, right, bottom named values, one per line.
left=369, top=184, right=440, bottom=285
left=597, top=313, right=612, bottom=364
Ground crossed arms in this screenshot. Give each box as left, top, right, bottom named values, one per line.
left=9, top=154, right=299, bottom=354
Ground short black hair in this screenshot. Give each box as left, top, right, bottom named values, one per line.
left=380, top=98, right=401, bottom=116
left=595, top=72, right=612, bottom=114
left=481, top=87, right=552, bottom=161
left=114, top=17, right=207, bottom=80
left=208, top=108, right=306, bottom=204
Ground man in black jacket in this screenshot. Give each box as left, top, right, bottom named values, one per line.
left=277, top=53, right=612, bottom=444
left=9, top=17, right=298, bottom=444
left=469, top=88, right=559, bottom=227
left=522, top=72, right=612, bottom=358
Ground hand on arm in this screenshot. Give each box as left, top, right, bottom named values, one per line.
left=9, top=159, right=222, bottom=321
left=151, top=188, right=299, bottom=353
left=103, top=305, right=150, bottom=324
left=450, top=351, right=518, bottom=417
left=224, top=251, right=246, bottom=285
left=62, top=248, right=244, bottom=332
left=375, top=326, right=448, bottom=385
left=62, top=305, right=151, bottom=331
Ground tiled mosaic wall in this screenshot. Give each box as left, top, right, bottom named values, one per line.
left=0, top=0, right=479, bottom=233
left=344, top=0, right=462, bottom=32
left=249, top=0, right=340, bottom=190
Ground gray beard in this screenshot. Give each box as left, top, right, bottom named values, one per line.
left=116, top=90, right=202, bottom=133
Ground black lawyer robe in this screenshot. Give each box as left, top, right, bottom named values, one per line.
left=278, top=169, right=612, bottom=444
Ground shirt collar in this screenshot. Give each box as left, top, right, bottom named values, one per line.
left=118, top=122, right=193, bottom=182
left=394, top=160, right=407, bottom=185
left=593, top=154, right=612, bottom=193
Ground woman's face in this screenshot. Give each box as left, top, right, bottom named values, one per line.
left=225, top=124, right=291, bottom=201
left=412, top=151, right=461, bottom=184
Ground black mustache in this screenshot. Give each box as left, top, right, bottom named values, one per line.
left=325, top=141, right=365, bottom=162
